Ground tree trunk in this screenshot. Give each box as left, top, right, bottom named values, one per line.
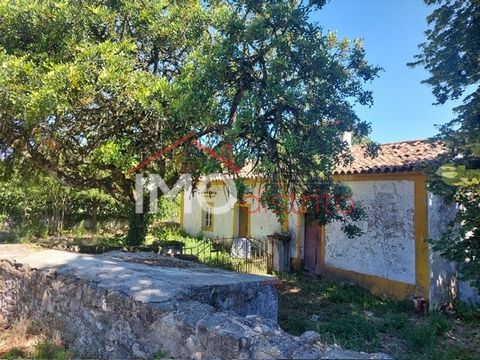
left=126, top=193, right=151, bottom=246
left=126, top=210, right=148, bottom=246
left=92, top=200, right=98, bottom=233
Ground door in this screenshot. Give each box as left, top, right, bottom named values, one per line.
left=238, top=205, right=249, bottom=238
left=304, top=220, right=321, bottom=273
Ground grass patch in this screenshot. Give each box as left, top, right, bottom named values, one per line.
left=152, top=350, right=171, bottom=359
left=31, top=340, right=71, bottom=360
left=278, top=273, right=480, bottom=359
left=0, top=321, right=73, bottom=360
left=452, top=300, right=480, bottom=324
left=2, top=348, right=26, bottom=359
left=2, top=341, right=71, bottom=360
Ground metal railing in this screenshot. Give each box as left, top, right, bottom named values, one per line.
left=183, top=237, right=273, bottom=275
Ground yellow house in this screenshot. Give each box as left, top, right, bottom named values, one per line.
left=181, top=140, right=457, bottom=308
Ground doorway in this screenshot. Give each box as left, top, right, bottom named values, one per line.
left=238, top=205, right=250, bottom=238
left=304, top=220, right=322, bottom=273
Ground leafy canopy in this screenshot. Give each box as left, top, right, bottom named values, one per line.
left=0, top=0, right=380, bottom=243
left=410, top=0, right=480, bottom=289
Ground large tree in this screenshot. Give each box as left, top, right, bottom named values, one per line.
left=0, top=0, right=380, bottom=244
left=409, top=0, right=480, bottom=289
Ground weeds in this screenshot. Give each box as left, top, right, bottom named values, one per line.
left=278, top=273, right=479, bottom=360
left=152, top=350, right=170, bottom=359
left=31, top=340, right=70, bottom=360
left=0, top=321, right=72, bottom=360
left=2, top=348, right=25, bottom=359
left=453, top=300, right=480, bottom=324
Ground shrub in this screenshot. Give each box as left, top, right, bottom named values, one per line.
left=3, top=348, right=26, bottom=359
left=429, top=312, right=452, bottom=336
left=402, top=323, right=437, bottom=349
left=318, top=314, right=379, bottom=342
left=31, top=340, right=70, bottom=360
left=453, top=301, right=480, bottom=324
left=381, top=312, right=409, bottom=331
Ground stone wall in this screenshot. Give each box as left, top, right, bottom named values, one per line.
left=0, top=259, right=389, bottom=359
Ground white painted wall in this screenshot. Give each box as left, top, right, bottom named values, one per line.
left=183, top=182, right=282, bottom=239
left=183, top=183, right=235, bottom=238
left=288, top=211, right=300, bottom=259
left=428, top=192, right=457, bottom=308
left=427, top=192, right=480, bottom=305
left=325, top=180, right=416, bottom=284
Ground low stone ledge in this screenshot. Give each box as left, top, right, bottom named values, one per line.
left=0, top=245, right=391, bottom=359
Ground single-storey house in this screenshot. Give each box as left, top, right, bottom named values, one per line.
left=180, top=139, right=459, bottom=307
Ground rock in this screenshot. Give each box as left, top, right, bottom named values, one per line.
left=132, top=343, right=147, bottom=359
left=291, top=346, right=321, bottom=359
left=0, top=244, right=392, bottom=359
left=322, top=347, right=393, bottom=359
left=300, top=330, right=321, bottom=345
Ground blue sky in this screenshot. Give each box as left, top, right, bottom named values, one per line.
left=312, top=0, right=460, bottom=143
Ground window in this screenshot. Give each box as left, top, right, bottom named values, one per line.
left=202, top=203, right=214, bottom=231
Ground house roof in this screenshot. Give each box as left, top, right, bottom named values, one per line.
left=334, top=140, right=447, bottom=175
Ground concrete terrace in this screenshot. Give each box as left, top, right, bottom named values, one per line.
left=0, top=244, right=278, bottom=317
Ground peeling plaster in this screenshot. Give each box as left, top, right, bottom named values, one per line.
left=325, top=180, right=416, bottom=284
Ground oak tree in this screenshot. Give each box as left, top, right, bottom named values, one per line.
left=0, top=0, right=380, bottom=244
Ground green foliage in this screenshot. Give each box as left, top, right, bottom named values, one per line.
left=278, top=274, right=478, bottom=359
left=152, top=197, right=180, bottom=223
left=72, top=221, right=88, bottom=238
left=401, top=322, right=437, bottom=350
left=0, top=0, right=380, bottom=244
left=410, top=0, right=480, bottom=290
left=381, top=312, right=409, bottom=331
left=16, top=220, right=49, bottom=242
left=318, top=314, right=379, bottom=343
left=431, top=187, right=480, bottom=289
left=0, top=338, right=72, bottom=360
left=126, top=212, right=149, bottom=246
left=152, top=350, right=170, bottom=360
left=149, top=222, right=183, bottom=242
left=3, top=348, right=26, bottom=359
left=400, top=313, right=451, bottom=350
left=428, top=312, right=452, bottom=336
left=31, top=340, right=70, bottom=360
left=452, top=300, right=480, bottom=324
left=0, top=162, right=128, bottom=241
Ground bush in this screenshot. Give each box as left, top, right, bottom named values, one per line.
left=16, top=220, right=48, bottom=242
left=3, top=348, right=26, bottom=359
left=429, top=312, right=452, bottom=336
left=72, top=220, right=87, bottom=237
left=381, top=312, right=409, bottom=331
left=453, top=301, right=480, bottom=324
left=31, top=340, right=70, bottom=360
left=402, top=323, right=437, bottom=349
left=400, top=313, right=452, bottom=352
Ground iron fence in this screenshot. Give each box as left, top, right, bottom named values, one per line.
left=182, top=237, right=273, bottom=275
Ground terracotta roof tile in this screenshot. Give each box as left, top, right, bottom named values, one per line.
left=334, top=140, right=447, bottom=175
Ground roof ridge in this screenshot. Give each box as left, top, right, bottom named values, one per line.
left=379, top=138, right=436, bottom=145
left=335, top=138, right=447, bottom=175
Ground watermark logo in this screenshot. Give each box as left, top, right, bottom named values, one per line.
left=129, top=133, right=358, bottom=217
left=130, top=132, right=240, bottom=214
